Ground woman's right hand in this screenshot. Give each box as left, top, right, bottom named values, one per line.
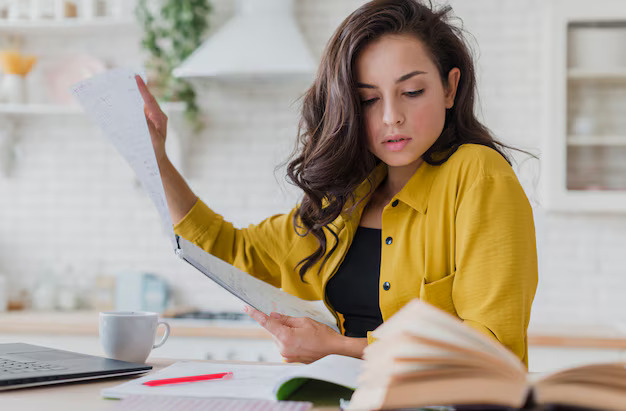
left=136, top=75, right=168, bottom=163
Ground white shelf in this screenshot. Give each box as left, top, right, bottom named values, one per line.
left=567, top=135, right=626, bottom=146
left=0, top=101, right=185, bottom=116
left=0, top=18, right=137, bottom=35
left=568, top=68, right=626, bottom=81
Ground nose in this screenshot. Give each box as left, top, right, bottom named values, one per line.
left=382, top=99, right=404, bottom=126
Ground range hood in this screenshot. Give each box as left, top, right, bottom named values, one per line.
left=173, top=0, right=316, bottom=80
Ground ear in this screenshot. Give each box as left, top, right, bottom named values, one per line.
left=445, top=68, right=461, bottom=109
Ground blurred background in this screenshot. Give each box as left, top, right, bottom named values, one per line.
left=0, top=0, right=625, bottom=370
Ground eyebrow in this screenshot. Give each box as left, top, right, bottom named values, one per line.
left=357, top=70, right=427, bottom=89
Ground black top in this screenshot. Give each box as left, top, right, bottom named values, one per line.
left=325, top=226, right=384, bottom=338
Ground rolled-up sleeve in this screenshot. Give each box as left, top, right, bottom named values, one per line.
left=173, top=199, right=298, bottom=288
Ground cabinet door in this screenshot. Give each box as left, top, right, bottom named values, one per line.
left=544, top=0, right=626, bottom=211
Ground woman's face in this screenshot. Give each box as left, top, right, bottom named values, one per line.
left=355, top=34, right=460, bottom=170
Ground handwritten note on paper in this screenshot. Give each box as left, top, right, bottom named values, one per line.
left=70, top=68, right=176, bottom=247
left=178, top=237, right=339, bottom=331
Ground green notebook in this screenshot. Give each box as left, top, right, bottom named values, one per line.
left=102, top=354, right=362, bottom=406
left=274, top=354, right=360, bottom=403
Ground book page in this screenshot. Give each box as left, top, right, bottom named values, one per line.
left=273, top=354, right=363, bottom=397
left=372, top=299, right=524, bottom=372
left=179, top=237, right=339, bottom=332
left=70, top=68, right=176, bottom=248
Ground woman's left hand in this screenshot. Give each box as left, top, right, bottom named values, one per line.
left=244, top=306, right=348, bottom=363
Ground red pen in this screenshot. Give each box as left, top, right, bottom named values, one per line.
left=142, top=372, right=233, bottom=387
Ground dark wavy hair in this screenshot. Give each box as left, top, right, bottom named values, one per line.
left=287, top=0, right=514, bottom=280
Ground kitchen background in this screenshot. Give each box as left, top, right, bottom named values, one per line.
left=0, top=0, right=625, bottom=365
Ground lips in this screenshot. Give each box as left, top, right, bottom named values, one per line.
left=382, top=135, right=412, bottom=152
left=383, top=135, right=411, bottom=144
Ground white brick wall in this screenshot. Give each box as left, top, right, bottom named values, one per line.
left=1, top=0, right=625, bottom=327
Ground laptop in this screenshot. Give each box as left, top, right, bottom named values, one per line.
left=0, top=343, right=152, bottom=391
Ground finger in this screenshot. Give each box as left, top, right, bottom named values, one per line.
left=135, top=75, right=157, bottom=106
left=244, top=306, right=268, bottom=326
left=135, top=76, right=167, bottom=129
left=246, top=308, right=291, bottom=339
left=269, top=312, right=294, bottom=326
left=270, top=312, right=305, bottom=328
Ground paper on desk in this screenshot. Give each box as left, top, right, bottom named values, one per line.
left=70, top=68, right=176, bottom=247
left=108, top=395, right=312, bottom=411
left=101, top=361, right=296, bottom=400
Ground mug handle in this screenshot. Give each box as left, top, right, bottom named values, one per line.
left=153, top=321, right=170, bottom=349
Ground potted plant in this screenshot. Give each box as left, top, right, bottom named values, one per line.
left=135, top=0, right=212, bottom=131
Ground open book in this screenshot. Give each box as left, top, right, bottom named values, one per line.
left=346, top=299, right=626, bottom=411
left=102, top=354, right=361, bottom=404
left=70, top=68, right=337, bottom=331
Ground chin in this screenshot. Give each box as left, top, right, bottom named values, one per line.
left=378, top=154, right=423, bottom=168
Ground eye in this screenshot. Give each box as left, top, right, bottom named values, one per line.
left=360, top=98, right=379, bottom=106
left=404, top=89, right=425, bottom=97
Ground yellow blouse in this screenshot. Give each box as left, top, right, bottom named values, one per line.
left=174, top=144, right=538, bottom=366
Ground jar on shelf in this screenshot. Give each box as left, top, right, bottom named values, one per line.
left=569, top=84, right=602, bottom=136
left=0, top=50, right=37, bottom=104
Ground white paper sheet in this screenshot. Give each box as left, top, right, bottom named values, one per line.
left=178, top=237, right=339, bottom=331
left=70, top=68, right=176, bottom=247
left=101, top=361, right=295, bottom=400
left=71, top=68, right=337, bottom=331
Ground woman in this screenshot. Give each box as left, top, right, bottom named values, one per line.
left=137, top=0, right=537, bottom=366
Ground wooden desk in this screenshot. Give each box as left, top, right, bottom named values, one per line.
left=0, top=358, right=340, bottom=411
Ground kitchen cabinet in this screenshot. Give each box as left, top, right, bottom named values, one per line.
left=0, top=311, right=283, bottom=362
left=543, top=0, right=626, bottom=212
left=0, top=333, right=283, bottom=362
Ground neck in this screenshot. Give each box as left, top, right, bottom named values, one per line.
left=382, top=158, right=424, bottom=198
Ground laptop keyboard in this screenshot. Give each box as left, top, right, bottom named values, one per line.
left=0, top=357, right=67, bottom=374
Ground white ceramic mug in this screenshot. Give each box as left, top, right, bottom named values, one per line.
left=99, top=311, right=170, bottom=363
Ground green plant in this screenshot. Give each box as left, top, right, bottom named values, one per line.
left=135, top=0, right=212, bottom=131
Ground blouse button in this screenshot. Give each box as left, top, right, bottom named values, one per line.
left=385, top=236, right=393, bottom=245
left=391, top=199, right=399, bottom=207
left=383, top=282, right=391, bottom=291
